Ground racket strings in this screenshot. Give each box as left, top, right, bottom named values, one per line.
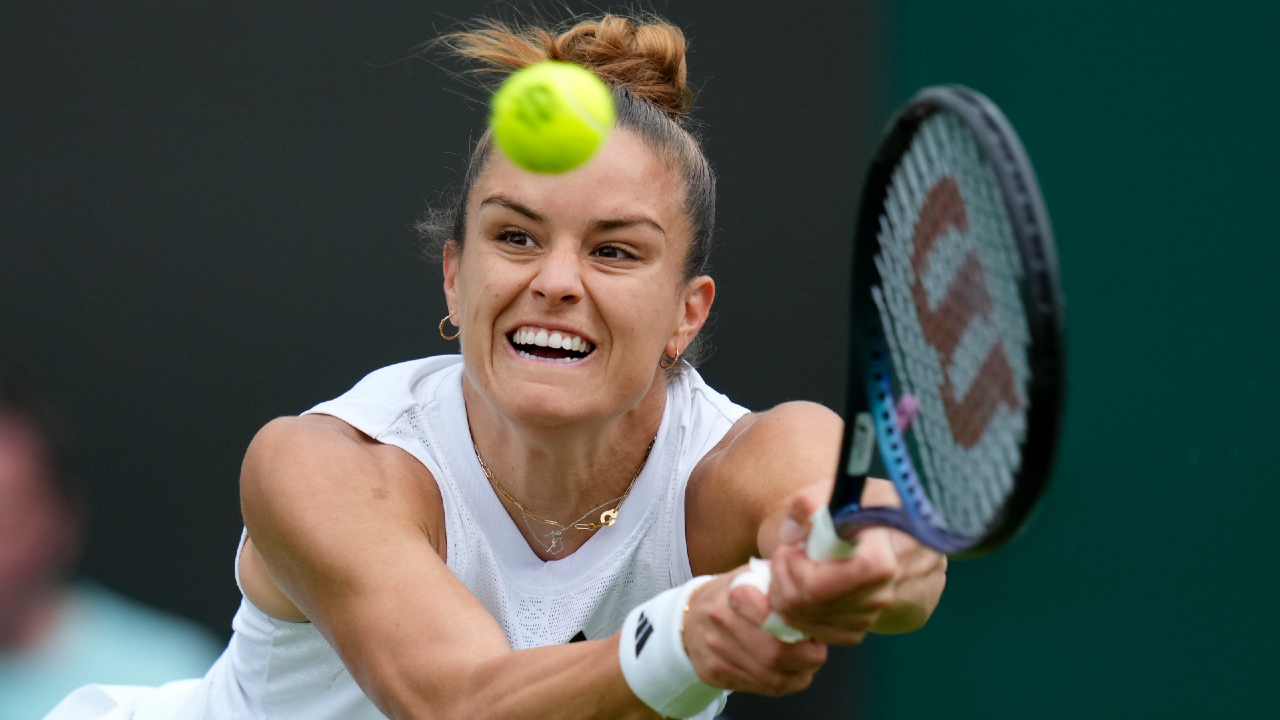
left=873, top=111, right=1032, bottom=538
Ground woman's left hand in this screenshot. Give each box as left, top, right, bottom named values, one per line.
left=751, top=481, right=948, bottom=645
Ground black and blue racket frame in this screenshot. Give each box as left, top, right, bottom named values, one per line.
left=828, top=85, right=1067, bottom=559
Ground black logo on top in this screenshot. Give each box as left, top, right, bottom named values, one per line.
left=635, top=612, right=654, bottom=657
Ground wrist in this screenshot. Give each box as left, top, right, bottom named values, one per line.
left=618, top=576, right=728, bottom=719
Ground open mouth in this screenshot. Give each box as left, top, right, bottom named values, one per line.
left=507, top=325, right=595, bottom=363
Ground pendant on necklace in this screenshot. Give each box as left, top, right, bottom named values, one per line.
left=600, top=508, right=618, bottom=526
left=545, top=534, right=565, bottom=555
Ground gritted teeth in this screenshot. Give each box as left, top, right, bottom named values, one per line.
left=509, top=325, right=595, bottom=354
left=515, top=349, right=584, bottom=363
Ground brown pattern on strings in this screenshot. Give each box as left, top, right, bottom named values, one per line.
left=907, top=177, right=1020, bottom=448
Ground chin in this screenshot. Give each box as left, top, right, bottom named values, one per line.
left=466, top=340, right=659, bottom=428
left=498, top=383, right=611, bottom=428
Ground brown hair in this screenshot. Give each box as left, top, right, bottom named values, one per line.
left=441, top=15, right=693, bottom=120
left=416, top=13, right=716, bottom=368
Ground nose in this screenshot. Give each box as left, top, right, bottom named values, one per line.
left=529, top=245, right=583, bottom=306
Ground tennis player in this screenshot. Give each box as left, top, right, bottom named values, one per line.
left=46, top=13, right=946, bottom=720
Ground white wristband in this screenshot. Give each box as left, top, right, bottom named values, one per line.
left=618, top=576, right=727, bottom=719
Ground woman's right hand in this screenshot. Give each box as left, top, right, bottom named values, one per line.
left=680, top=570, right=828, bottom=697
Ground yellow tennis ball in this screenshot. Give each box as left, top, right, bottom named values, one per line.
left=489, top=61, right=616, bottom=174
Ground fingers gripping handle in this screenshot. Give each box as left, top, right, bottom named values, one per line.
left=729, top=507, right=855, bottom=643
left=804, top=504, right=856, bottom=561
left=729, top=559, right=808, bottom=643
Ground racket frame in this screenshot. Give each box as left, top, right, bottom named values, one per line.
left=830, top=85, right=1066, bottom=559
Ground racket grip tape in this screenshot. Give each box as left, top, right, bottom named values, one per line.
left=806, top=505, right=856, bottom=561
left=729, top=507, right=856, bottom=643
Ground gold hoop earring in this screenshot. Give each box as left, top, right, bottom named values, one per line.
left=659, top=346, right=682, bottom=370
left=439, top=311, right=460, bottom=341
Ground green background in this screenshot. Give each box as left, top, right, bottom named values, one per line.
left=2, top=1, right=1277, bottom=717
left=866, top=1, right=1280, bottom=717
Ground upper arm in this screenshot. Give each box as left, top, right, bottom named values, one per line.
left=240, top=416, right=513, bottom=720
left=685, top=402, right=844, bottom=575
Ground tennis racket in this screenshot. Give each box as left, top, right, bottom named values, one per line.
left=734, top=85, right=1066, bottom=641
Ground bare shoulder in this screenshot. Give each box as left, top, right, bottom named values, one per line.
left=728, top=402, right=842, bottom=450
left=244, top=413, right=390, bottom=480
left=242, top=414, right=443, bottom=544
left=693, top=401, right=843, bottom=500
left=238, top=414, right=447, bottom=620
left=685, top=402, right=843, bottom=574
left=238, top=414, right=514, bottom=715
left=242, top=414, right=371, bottom=485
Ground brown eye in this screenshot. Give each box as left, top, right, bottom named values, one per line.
left=594, top=245, right=634, bottom=260
left=498, top=230, right=536, bottom=248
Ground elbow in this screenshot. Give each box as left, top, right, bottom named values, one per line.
left=367, top=663, right=496, bottom=720
left=360, top=676, right=447, bottom=720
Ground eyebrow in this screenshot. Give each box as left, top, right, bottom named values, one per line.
left=590, top=216, right=666, bottom=236
left=480, top=195, right=545, bottom=223
left=480, top=194, right=666, bottom=236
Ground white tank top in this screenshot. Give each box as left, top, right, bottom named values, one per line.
left=302, top=355, right=747, bottom=650
left=45, top=356, right=749, bottom=720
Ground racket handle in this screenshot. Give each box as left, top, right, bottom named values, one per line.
left=728, top=507, right=856, bottom=643
left=805, top=505, right=857, bottom=561
left=730, top=558, right=808, bottom=642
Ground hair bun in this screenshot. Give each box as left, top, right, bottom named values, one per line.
left=442, top=14, right=693, bottom=121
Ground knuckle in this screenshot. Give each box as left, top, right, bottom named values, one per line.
left=806, top=641, right=829, bottom=665
left=788, top=493, right=810, bottom=516
left=864, top=555, right=897, bottom=584
left=773, top=583, right=809, bottom=613
left=865, top=594, right=893, bottom=612
left=702, top=660, right=731, bottom=687
left=764, top=676, right=792, bottom=698
left=703, top=633, right=732, bottom=659
left=707, top=604, right=735, bottom=628
left=771, top=593, right=799, bottom=616
left=759, top=642, right=787, bottom=670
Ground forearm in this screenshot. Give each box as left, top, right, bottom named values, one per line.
left=465, top=636, right=657, bottom=720
left=377, top=635, right=657, bottom=720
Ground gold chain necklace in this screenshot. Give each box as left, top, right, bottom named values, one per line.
left=472, top=438, right=655, bottom=556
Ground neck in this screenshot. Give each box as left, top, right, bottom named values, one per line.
left=462, top=372, right=668, bottom=559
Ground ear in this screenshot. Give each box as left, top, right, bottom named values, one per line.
left=442, top=241, right=461, bottom=316
left=666, top=275, right=715, bottom=357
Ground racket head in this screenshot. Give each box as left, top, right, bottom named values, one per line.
left=831, top=85, right=1066, bottom=558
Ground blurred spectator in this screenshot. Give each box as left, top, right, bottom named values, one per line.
left=0, top=370, right=222, bottom=720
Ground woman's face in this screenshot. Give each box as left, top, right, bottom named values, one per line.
left=444, top=129, right=713, bottom=429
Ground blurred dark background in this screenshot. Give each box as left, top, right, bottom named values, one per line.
left=1, top=0, right=1276, bottom=718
